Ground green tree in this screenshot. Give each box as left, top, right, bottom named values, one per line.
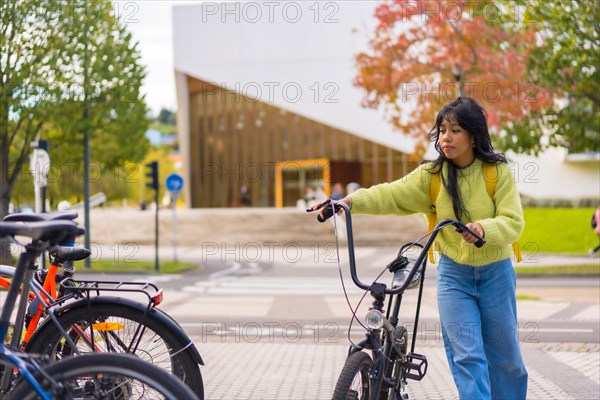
left=504, top=0, right=599, bottom=154
left=1, top=0, right=148, bottom=261
left=354, top=0, right=555, bottom=158
left=355, top=0, right=598, bottom=155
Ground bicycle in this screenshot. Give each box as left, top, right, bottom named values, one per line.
left=1, top=211, right=205, bottom=398
left=0, top=219, right=198, bottom=399
left=309, top=199, right=485, bottom=400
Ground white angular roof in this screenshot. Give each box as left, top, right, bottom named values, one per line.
left=173, top=1, right=417, bottom=154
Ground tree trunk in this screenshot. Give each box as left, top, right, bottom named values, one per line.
left=0, top=137, right=14, bottom=263
left=452, top=63, right=465, bottom=97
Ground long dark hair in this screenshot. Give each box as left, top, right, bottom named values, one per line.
left=427, top=96, right=507, bottom=221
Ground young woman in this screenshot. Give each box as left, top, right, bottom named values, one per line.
left=315, top=96, right=527, bottom=399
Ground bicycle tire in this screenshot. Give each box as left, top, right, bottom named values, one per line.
left=7, top=352, right=198, bottom=399
left=25, top=302, right=203, bottom=398
left=332, top=351, right=373, bottom=400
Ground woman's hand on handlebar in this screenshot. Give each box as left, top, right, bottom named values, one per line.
left=307, top=197, right=352, bottom=222
left=455, top=222, right=485, bottom=244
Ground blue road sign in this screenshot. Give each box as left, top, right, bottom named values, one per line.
left=165, top=173, right=184, bottom=192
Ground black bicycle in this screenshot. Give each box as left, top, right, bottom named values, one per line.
left=310, top=200, right=485, bottom=400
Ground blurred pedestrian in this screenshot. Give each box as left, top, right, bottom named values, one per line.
left=590, top=204, right=600, bottom=255
left=331, top=183, right=345, bottom=200
left=240, top=184, right=251, bottom=207
left=346, top=182, right=361, bottom=195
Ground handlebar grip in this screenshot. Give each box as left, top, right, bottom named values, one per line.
left=317, top=202, right=338, bottom=223
left=453, top=222, right=486, bottom=248
left=473, top=237, right=485, bottom=248
left=317, top=212, right=329, bottom=223
left=308, top=199, right=342, bottom=223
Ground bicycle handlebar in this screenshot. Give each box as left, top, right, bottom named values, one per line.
left=307, top=199, right=486, bottom=295
left=314, top=199, right=343, bottom=223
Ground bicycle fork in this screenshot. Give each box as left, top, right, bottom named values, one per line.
left=368, top=335, right=399, bottom=400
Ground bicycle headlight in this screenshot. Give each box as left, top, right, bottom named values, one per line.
left=364, top=310, right=385, bottom=330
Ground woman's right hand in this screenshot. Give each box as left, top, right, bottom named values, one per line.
left=307, top=197, right=352, bottom=221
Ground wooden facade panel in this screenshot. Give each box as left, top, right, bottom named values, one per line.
left=187, top=77, right=410, bottom=208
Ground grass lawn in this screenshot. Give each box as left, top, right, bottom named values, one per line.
left=520, top=208, right=598, bottom=254
left=514, top=263, right=599, bottom=276
left=74, top=259, right=199, bottom=274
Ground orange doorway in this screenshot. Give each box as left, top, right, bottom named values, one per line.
left=275, top=159, right=331, bottom=208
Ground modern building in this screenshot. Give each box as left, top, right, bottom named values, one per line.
left=173, top=2, right=422, bottom=208
left=173, top=2, right=599, bottom=208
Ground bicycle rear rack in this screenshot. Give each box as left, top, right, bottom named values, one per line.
left=404, top=352, right=428, bottom=381
left=59, top=278, right=164, bottom=306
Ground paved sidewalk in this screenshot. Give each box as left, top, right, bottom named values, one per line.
left=92, top=244, right=599, bottom=399
left=191, top=339, right=599, bottom=400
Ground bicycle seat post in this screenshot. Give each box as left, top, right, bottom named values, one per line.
left=9, top=243, right=43, bottom=350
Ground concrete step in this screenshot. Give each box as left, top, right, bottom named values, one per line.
left=83, top=208, right=428, bottom=247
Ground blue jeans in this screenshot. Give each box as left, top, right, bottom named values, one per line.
left=437, top=255, right=528, bottom=400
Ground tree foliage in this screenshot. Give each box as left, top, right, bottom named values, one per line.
left=517, top=0, right=599, bottom=153
left=0, top=0, right=149, bottom=219
left=354, top=0, right=564, bottom=156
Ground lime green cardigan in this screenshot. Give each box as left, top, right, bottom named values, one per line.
left=348, top=159, right=524, bottom=266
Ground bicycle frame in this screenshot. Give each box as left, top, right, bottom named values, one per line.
left=0, top=242, right=58, bottom=400
left=0, top=263, right=59, bottom=346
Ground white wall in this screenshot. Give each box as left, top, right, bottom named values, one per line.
left=508, top=149, right=600, bottom=200
left=173, top=1, right=416, bottom=153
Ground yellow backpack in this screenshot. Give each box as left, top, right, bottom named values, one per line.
left=427, top=163, right=522, bottom=263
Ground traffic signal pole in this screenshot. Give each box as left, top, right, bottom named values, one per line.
left=146, top=161, right=159, bottom=271
left=153, top=181, right=159, bottom=272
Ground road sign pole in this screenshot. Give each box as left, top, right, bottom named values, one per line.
left=172, top=193, right=178, bottom=263
left=165, top=174, right=184, bottom=264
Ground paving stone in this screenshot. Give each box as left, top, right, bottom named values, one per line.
left=194, top=339, right=600, bottom=399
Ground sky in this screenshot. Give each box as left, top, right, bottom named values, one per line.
left=112, top=1, right=202, bottom=116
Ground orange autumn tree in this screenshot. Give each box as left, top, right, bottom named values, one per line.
left=355, top=0, right=554, bottom=157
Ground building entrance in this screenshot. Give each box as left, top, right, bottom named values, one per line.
left=275, top=158, right=361, bottom=208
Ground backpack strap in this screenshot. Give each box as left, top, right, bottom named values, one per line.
left=427, top=171, right=441, bottom=263
left=483, top=163, right=522, bottom=262
left=483, top=162, right=497, bottom=199
left=428, top=163, right=522, bottom=263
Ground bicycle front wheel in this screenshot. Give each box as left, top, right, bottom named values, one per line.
left=26, top=301, right=203, bottom=398
left=332, top=351, right=373, bottom=400
left=8, top=353, right=198, bottom=400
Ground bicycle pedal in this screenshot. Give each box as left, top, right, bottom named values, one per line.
left=404, top=352, right=428, bottom=381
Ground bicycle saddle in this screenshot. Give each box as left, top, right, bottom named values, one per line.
left=3, top=210, right=79, bottom=222
left=49, top=245, right=91, bottom=263
left=0, top=220, right=84, bottom=245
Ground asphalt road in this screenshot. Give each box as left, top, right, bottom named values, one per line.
left=78, top=255, right=600, bottom=344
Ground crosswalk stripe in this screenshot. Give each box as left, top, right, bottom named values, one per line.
left=182, top=276, right=373, bottom=295
left=133, top=275, right=180, bottom=282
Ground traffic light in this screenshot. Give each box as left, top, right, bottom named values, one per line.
left=145, top=161, right=158, bottom=190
